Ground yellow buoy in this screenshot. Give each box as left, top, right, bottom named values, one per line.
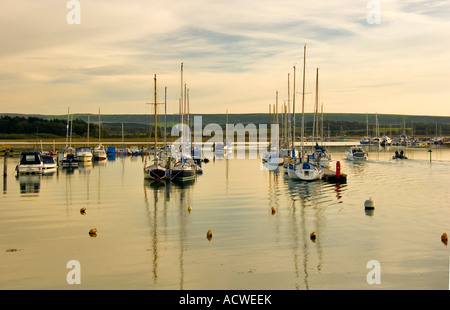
left=89, top=228, right=97, bottom=236
left=441, top=233, right=448, bottom=245
left=188, top=206, right=192, bottom=213
left=271, top=206, right=276, bottom=215
left=80, top=207, right=86, bottom=215
left=206, top=229, right=212, bottom=241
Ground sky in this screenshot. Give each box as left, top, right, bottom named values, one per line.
left=0, top=0, right=449, bottom=117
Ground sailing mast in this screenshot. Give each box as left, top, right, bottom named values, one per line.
left=300, top=44, right=306, bottom=157
left=292, top=65, right=296, bottom=154
left=66, top=107, right=70, bottom=148
left=154, top=74, right=158, bottom=157
left=87, top=116, right=90, bottom=146
left=164, top=86, right=167, bottom=156
left=314, top=67, right=319, bottom=148
left=98, top=108, right=101, bottom=144
left=287, top=73, right=291, bottom=150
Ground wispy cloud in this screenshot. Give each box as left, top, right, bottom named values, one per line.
left=0, top=0, right=449, bottom=115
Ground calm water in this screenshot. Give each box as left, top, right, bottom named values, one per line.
left=1, top=145, right=449, bottom=290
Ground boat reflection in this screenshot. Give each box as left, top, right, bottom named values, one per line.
left=78, top=161, right=93, bottom=174
left=143, top=178, right=194, bottom=289
left=17, top=174, right=41, bottom=195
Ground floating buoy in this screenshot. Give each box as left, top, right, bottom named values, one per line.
left=89, top=228, right=97, bottom=237
left=271, top=206, right=276, bottom=215
left=441, top=233, right=448, bottom=245
left=206, top=229, right=212, bottom=241
left=310, top=231, right=316, bottom=241
left=364, top=197, right=375, bottom=210
left=80, top=207, right=86, bottom=215
left=188, top=206, right=192, bottom=213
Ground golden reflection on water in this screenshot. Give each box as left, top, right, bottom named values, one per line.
left=1, top=146, right=449, bottom=289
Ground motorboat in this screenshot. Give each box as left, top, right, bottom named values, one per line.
left=75, top=146, right=93, bottom=162
left=345, top=146, right=368, bottom=161
left=93, top=143, right=107, bottom=161
left=262, top=152, right=284, bottom=166
left=360, top=137, right=370, bottom=145
left=62, top=153, right=78, bottom=167
left=41, top=155, right=57, bottom=174
left=392, top=150, right=408, bottom=160
left=129, top=146, right=143, bottom=156
left=17, top=152, right=43, bottom=175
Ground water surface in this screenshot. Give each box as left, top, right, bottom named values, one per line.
left=1, top=145, right=449, bottom=290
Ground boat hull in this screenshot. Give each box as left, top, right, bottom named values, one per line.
left=171, top=166, right=196, bottom=182
left=345, top=152, right=368, bottom=161
left=17, top=152, right=43, bottom=175
left=144, top=165, right=167, bottom=181
left=288, top=162, right=322, bottom=181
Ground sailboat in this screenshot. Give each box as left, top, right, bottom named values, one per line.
left=117, top=123, right=130, bottom=155
left=308, top=93, right=331, bottom=168
left=262, top=91, right=284, bottom=166
left=170, top=63, right=196, bottom=183
left=58, top=107, right=75, bottom=163
left=224, top=109, right=233, bottom=153
left=76, top=116, right=93, bottom=162
left=93, top=108, right=107, bottom=161
left=288, top=46, right=322, bottom=181
left=144, top=74, right=167, bottom=181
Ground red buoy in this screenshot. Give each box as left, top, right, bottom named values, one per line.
left=336, top=161, right=341, bottom=179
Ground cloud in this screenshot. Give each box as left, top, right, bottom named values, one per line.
left=0, top=0, right=449, bottom=116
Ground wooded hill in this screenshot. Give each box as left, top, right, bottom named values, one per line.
left=1, top=113, right=449, bottom=139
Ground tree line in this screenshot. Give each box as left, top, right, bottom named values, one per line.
left=0, top=115, right=448, bottom=139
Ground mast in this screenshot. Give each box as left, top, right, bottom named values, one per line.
left=98, top=108, right=101, bottom=144
left=184, top=82, right=187, bottom=149
left=66, top=107, right=70, bottom=147
left=287, top=73, right=291, bottom=148
left=180, top=63, right=183, bottom=126
left=164, top=86, right=167, bottom=155
left=314, top=67, right=319, bottom=146
left=366, top=112, right=369, bottom=137
left=300, top=44, right=306, bottom=156
left=275, top=91, right=278, bottom=126
left=87, top=116, right=90, bottom=146
left=180, top=63, right=184, bottom=155
left=321, top=101, right=324, bottom=145
left=292, top=65, right=296, bottom=152
left=154, top=74, right=158, bottom=156
left=70, top=114, right=73, bottom=147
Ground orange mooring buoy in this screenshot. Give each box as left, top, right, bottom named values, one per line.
left=89, top=228, right=97, bottom=237
left=310, top=231, right=316, bottom=241
left=271, top=206, right=276, bottom=215
left=206, top=230, right=212, bottom=241
left=441, top=233, right=448, bottom=245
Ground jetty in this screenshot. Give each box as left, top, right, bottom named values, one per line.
left=321, top=161, right=347, bottom=183
left=322, top=168, right=347, bottom=183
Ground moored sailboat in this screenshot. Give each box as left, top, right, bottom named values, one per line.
left=170, top=63, right=196, bottom=183
left=144, top=74, right=167, bottom=181
left=288, top=46, right=323, bottom=181
left=93, top=108, right=107, bottom=161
